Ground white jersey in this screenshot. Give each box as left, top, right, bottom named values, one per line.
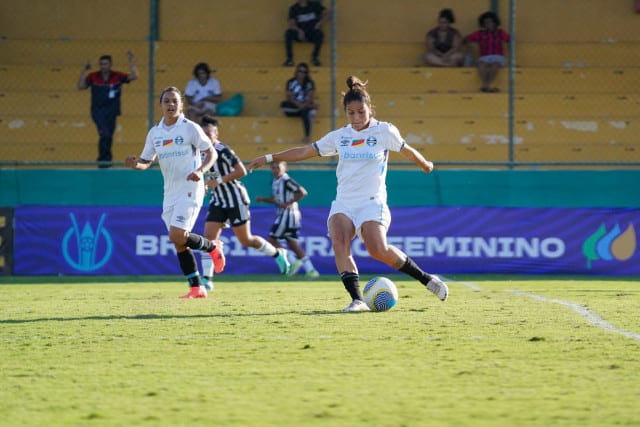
left=184, top=77, right=222, bottom=103
left=140, top=114, right=213, bottom=203
left=313, top=119, right=405, bottom=203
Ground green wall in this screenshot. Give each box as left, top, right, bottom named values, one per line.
left=1, top=169, right=638, bottom=208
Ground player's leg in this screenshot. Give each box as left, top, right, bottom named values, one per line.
left=328, top=210, right=367, bottom=311
left=234, top=222, right=290, bottom=275
left=200, top=220, right=225, bottom=290
left=360, top=221, right=448, bottom=301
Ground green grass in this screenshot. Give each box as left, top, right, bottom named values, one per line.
left=1, top=275, right=639, bottom=427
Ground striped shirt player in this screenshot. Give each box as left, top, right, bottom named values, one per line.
left=248, top=76, right=449, bottom=312
left=269, top=171, right=303, bottom=239
left=125, top=86, right=225, bottom=299
left=198, top=116, right=291, bottom=288
left=257, top=161, right=319, bottom=278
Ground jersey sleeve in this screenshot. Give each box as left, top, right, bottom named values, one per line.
left=313, top=130, right=339, bottom=156
left=385, top=123, right=406, bottom=152
left=139, top=129, right=157, bottom=161
left=192, top=123, right=214, bottom=152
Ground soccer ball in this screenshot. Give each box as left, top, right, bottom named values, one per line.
left=362, top=277, right=398, bottom=312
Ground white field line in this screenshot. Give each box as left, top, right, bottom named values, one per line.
left=445, top=277, right=640, bottom=342
left=509, top=290, right=640, bottom=342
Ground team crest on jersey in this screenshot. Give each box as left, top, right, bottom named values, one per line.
left=175, top=136, right=184, bottom=145
left=351, top=139, right=365, bottom=147
left=340, top=136, right=351, bottom=147
left=366, top=136, right=377, bottom=147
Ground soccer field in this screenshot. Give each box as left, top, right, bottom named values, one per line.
left=1, top=275, right=639, bottom=427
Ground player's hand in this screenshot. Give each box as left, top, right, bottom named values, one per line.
left=187, top=170, right=203, bottom=182
left=247, top=156, right=267, bottom=173
left=83, top=61, right=91, bottom=71
left=124, top=156, right=138, bottom=169
left=126, top=51, right=135, bottom=62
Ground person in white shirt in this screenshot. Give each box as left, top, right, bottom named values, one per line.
left=184, top=62, right=222, bottom=122
left=248, top=76, right=449, bottom=312
left=125, top=86, right=226, bottom=299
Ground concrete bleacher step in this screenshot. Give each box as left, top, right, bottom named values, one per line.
left=2, top=115, right=637, bottom=164
left=4, top=40, right=639, bottom=69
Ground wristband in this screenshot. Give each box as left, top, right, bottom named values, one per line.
left=216, top=176, right=224, bottom=184
left=265, top=154, right=273, bottom=163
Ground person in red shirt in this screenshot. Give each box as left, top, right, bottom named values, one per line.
left=466, top=11, right=510, bottom=93
left=77, top=52, right=138, bottom=167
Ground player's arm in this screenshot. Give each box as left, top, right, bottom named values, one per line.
left=248, top=144, right=318, bottom=171
left=126, top=51, right=139, bottom=81
left=399, top=144, right=434, bottom=174
left=189, top=148, right=217, bottom=182
left=125, top=156, right=152, bottom=170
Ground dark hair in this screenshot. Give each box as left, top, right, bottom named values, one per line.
left=342, top=76, right=372, bottom=112
left=200, top=115, right=219, bottom=127
left=99, top=55, right=112, bottom=63
left=478, top=11, right=500, bottom=28
left=439, top=8, right=455, bottom=24
left=159, top=86, right=182, bottom=103
left=192, top=62, right=212, bottom=78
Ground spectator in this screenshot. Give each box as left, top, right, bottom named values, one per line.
left=256, top=160, right=320, bottom=279
left=248, top=76, right=449, bottom=312
left=283, top=0, right=329, bottom=67
left=466, top=11, right=511, bottom=92
left=198, top=116, right=291, bottom=290
left=124, top=87, right=225, bottom=299
left=77, top=52, right=138, bottom=168
left=280, top=62, right=318, bottom=144
left=423, top=8, right=464, bottom=67
left=184, top=62, right=222, bottom=122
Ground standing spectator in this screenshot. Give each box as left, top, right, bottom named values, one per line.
left=283, top=0, right=329, bottom=67
left=77, top=52, right=138, bottom=168
left=256, top=160, right=320, bottom=279
left=184, top=62, right=222, bottom=122
left=423, top=8, right=465, bottom=67
left=466, top=11, right=511, bottom=92
left=248, top=76, right=449, bottom=312
left=198, top=116, right=290, bottom=290
left=280, top=62, right=318, bottom=144
left=124, top=87, right=226, bottom=299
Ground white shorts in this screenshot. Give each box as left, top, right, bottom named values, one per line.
left=161, top=195, right=203, bottom=232
left=328, top=197, right=391, bottom=240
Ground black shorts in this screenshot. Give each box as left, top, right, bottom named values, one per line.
left=205, top=203, right=250, bottom=227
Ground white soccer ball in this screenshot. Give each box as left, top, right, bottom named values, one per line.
left=362, top=277, right=399, bottom=312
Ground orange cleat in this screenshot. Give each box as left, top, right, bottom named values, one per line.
left=210, top=240, right=226, bottom=274
left=179, top=286, right=208, bottom=299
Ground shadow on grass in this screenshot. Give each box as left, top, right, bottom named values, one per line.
left=0, top=309, right=346, bottom=324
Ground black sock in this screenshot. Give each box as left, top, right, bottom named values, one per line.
left=185, top=233, right=216, bottom=252
left=398, top=256, right=432, bottom=286
left=177, top=249, right=201, bottom=287
left=340, top=271, right=362, bottom=300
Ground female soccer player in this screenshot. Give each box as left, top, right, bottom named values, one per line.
left=248, top=76, right=448, bottom=312
left=125, top=86, right=225, bottom=299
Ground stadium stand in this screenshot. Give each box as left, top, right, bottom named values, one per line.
left=0, top=0, right=638, bottom=166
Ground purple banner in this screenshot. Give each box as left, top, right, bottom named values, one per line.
left=13, top=206, right=640, bottom=276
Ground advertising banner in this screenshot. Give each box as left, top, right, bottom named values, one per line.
left=13, top=206, right=639, bottom=276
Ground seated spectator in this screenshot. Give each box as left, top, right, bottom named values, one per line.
left=280, top=63, right=318, bottom=144
left=423, top=8, right=464, bottom=67
left=184, top=62, right=222, bottom=121
left=466, top=11, right=511, bottom=93
left=283, top=0, right=329, bottom=67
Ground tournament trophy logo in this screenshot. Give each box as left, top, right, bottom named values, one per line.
left=62, top=213, right=113, bottom=272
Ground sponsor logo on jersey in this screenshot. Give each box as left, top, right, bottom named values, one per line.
left=340, top=137, right=351, bottom=147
